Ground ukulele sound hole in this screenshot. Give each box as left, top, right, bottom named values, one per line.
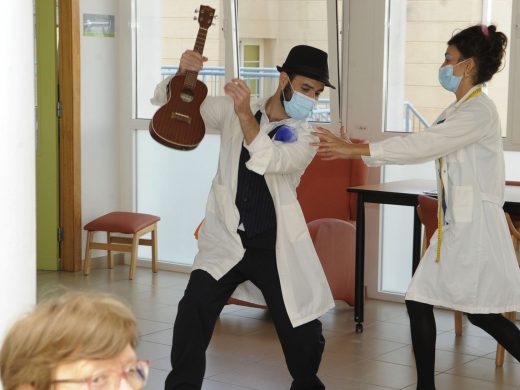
left=180, top=90, right=194, bottom=103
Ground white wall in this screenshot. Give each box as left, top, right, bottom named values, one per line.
left=80, top=0, right=120, bottom=256
left=0, top=0, right=36, bottom=349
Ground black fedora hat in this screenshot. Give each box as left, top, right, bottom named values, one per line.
left=276, top=45, right=335, bottom=89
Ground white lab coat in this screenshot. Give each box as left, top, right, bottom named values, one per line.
left=364, top=85, right=520, bottom=313
left=151, top=77, right=334, bottom=327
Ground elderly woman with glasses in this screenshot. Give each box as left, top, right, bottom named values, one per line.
left=0, top=292, right=149, bottom=390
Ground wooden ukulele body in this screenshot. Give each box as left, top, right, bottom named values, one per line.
left=149, top=75, right=208, bottom=150
left=149, top=4, right=215, bottom=151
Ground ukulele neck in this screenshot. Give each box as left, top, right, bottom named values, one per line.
left=184, top=26, right=208, bottom=91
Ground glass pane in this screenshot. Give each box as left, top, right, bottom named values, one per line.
left=242, top=44, right=261, bottom=95
left=385, top=0, right=513, bottom=135
left=380, top=163, right=435, bottom=295
left=237, top=0, right=333, bottom=122
left=135, top=0, right=223, bottom=265
left=136, top=0, right=224, bottom=119
left=486, top=0, right=513, bottom=137
left=136, top=130, right=220, bottom=265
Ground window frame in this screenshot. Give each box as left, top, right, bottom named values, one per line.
left=504, top=1, right=520, bottom=150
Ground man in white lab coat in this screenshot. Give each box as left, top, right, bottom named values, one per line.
left=151, top=45, right=335, bottom=389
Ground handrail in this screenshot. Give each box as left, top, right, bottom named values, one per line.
left=404, top=100, right=430, bottom=132
left=161, top=65, right=279, bottom=77
left=159, top=66, right=431, bottom=128
left=159, top=65, right=331, bottom=122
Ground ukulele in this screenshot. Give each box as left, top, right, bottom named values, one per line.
left=149, top=5, right=215, bottom=150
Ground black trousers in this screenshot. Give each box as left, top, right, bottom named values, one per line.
left=165, top=229, right=325, bottom=390
left=406, top=299, right=520, bottom=390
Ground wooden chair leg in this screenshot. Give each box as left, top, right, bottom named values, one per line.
left=129, top=234, right=139, bottom=280
left=107, top=232, right=114, bottom=269
left=454, top=310, right=463, bottom=336
left=83, top=231, right=94, bottom=275
left=496, top=342, right=506, bottom=367
left=151, top=224, right=158, bottom=273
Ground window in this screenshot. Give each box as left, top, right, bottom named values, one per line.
left=385, top=0, right=513, bottom=135
left=134, top=0, right=224, bottom=265
left=236, top=0, right=341, bottom=122
left=135, top=0, right=226, bottom=120
left=241, top=41, right=262, bottom=96
left=135, top=131, right=220, bottom=265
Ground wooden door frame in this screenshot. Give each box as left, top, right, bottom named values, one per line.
left=58, top=0, right=82, bottom=271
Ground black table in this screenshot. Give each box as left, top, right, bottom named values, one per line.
left=348, top=179, right=520, bottom=333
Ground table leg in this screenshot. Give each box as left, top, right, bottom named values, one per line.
left=412, top=208, right=421, bottom=274
left=355, top=193, right=365, bottom=333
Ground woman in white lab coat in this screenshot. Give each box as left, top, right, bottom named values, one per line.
left=313, top=25, right=520, bottom=390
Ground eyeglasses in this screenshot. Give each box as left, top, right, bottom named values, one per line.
left=51, top=360, right=149, bottom=389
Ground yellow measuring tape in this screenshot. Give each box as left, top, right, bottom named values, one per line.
left=436, top=87, right=482, bottom=262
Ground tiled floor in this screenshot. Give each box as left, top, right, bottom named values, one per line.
left=37, top=267, right=520, bottom=389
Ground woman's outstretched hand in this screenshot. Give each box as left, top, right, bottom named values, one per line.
left=311, top=126, right=368, bottom=160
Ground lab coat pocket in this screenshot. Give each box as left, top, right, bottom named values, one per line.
left=452, top=186, right=473, bottom=223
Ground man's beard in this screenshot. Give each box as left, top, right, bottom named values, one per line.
left=280, top=83, right=293, bottom=106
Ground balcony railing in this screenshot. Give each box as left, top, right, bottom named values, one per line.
left=161, top=65, right=330, bottom=122
left=404, top=100, right=430, bottom=132
left=161, top=66, right=430, bottom=128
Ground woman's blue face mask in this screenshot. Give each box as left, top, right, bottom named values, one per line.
left=282, top=80, right=316, bottom=120
left=438, top=58, right=469, bottom=93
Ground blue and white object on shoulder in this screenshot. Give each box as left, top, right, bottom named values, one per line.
left=274, top=125, right=298, bottom=143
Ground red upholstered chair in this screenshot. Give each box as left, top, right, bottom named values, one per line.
left=227, top=219, right=356, bottom=309
left=226, top=138, right=368, bottom=309
left=307, top=218, right=356, bottom=305
left=297, top=138, right=368, bottom=223
left=416, top=195, right=440, bottom=259
left=288, top=138, right=367, bottom=308
left=83, top=212, right=160, bottom=280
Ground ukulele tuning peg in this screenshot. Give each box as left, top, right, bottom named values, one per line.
left=193, top=16, right=198, bottom=20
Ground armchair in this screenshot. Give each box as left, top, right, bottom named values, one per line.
left=226, top=138, right=368, bottom=310
left=297, top=138, right=368, bottom=223
left=307, top=218, right=356, bottom=306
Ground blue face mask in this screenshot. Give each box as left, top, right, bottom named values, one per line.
left=282, top=80, right=316, bottom=120
left=438, top=59, right=468, bottom=93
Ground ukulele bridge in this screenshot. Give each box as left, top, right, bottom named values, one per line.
left=172, top=112, right=192, bottom=124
